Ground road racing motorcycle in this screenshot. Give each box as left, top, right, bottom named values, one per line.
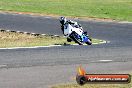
left=60, top=17, right=92, bottom=45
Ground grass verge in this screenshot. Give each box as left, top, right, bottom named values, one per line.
left=0, top=0, right=132, bottom=21
left=52, top=83, right=132, bottom=88
left=0, top=31, right=103, bottom=48
left=52, top=74, right=132, bottom=88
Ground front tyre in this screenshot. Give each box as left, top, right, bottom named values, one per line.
left=86, top=39, right=92, bottom=45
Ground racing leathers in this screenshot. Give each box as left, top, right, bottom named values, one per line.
left=61, top=20, right=83, bottom=35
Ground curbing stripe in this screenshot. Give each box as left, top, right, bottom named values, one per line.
left=16, top=31, right=21, bottom=33
left=0, top=29, right=59, bottom=37
left=0, top=29, right=6, bottom=32
left=10, top=30, right=16, bottom=33
left=24, top=32, right=28, bottom=34
left=41, top=34, right=46, bottom=36
left=0, top=45, right=62, bottom=50
left=31, top=33, right=36, bottom=34
left=6, top=30, right=10, bottom=32
left=54, top=35, right=60, bottom=37
left=0, top=65, right=7, bottom=68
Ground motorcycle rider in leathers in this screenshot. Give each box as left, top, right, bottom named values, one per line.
left=60, top=17, right=88, bottom=41
left=60, top=17, right=83, bottom=35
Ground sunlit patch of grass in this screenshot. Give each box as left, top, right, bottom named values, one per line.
left=52, top=80, right=132, bottom=88
left=0, top=31, right=103, bottom=48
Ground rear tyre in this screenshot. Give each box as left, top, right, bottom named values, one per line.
left=67, top=37, right=72, bottom=42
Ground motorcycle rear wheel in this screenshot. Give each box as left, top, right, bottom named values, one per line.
left=67, top=37, right=72, bottom=42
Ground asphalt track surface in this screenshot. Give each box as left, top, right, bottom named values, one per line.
left=0, top=13, right=132, bottom=88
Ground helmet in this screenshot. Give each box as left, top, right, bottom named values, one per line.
left=60, top=17, right=67, bottom=25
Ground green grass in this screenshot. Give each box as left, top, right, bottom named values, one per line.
left=0, top=31, right=103, bottom=48
left=52, top=74, right=132, bottom=88
left=0, top=0, right=132, bottom=21
left=52, top=83, right=132, bottom=88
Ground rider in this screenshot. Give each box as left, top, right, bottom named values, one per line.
left=67, top=20, right=83, bottom=30
left=60, top=17, right=83, bottom=34
left=60, top=17, right=87, bottom=41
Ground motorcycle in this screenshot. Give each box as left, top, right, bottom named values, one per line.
left=60, top=18, right=92, bottom=45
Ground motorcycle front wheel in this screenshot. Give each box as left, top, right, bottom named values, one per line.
left=86, top=39, right=92, bottom=45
